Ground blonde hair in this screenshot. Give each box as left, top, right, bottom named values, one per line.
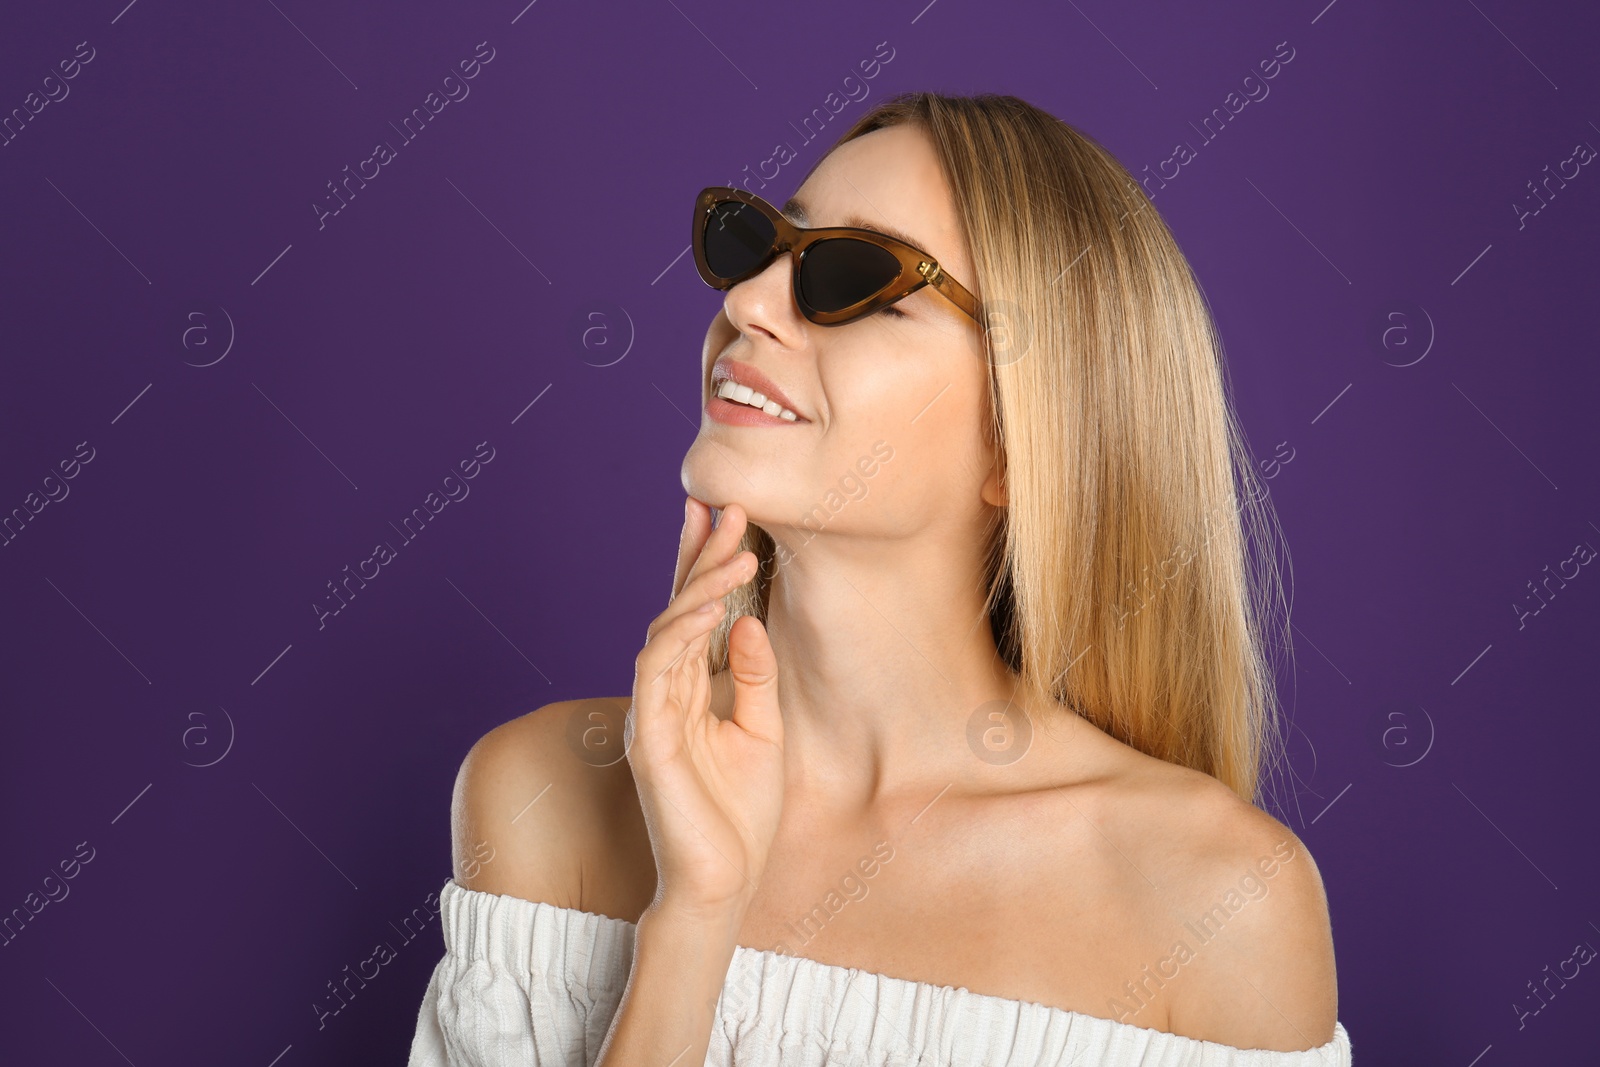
left=701, top=92, right=1289, bottom=807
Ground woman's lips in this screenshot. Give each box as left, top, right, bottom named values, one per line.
left=707, top=395, right=806, bottom=426
left=709, top=357, right=808, bottom=422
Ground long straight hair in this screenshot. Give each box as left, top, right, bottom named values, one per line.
left=701, top=92, right=1290, bottom=807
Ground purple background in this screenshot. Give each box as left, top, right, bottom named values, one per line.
left=3, top=0, right=1597, bottom=1062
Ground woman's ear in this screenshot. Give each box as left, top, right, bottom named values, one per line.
left=981, top=455, right=1007, bottom=507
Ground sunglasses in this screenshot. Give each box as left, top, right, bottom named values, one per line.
left=691, top=186, right=982, bottom=327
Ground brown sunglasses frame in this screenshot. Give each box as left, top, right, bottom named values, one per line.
left=692, top=186, right=982, bottom=327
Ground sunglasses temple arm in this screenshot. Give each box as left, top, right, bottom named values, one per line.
left=927, top=268, right=983, bottom=323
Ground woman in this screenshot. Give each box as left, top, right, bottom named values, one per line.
left=409, top=92, right=1352, bottom=1065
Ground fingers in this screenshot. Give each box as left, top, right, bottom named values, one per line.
left=672, top=496, right=713, bottom=601
left=635, top=589, right=726, bottom=688
left=669, top=498, right=751, bottom=608
left=647, top=548, right=757, bottom=644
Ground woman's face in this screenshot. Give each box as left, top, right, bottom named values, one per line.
left=681, top=123, right=1003, bottom=554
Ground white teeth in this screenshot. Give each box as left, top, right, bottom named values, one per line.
left=715, top=379, right=800, bottom=421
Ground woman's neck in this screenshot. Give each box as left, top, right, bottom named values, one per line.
left=747, top=525, right=1023, bottom=809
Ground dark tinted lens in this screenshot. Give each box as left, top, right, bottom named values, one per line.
left=800, top=238, right=904, bottom=313
left=702, top=200, right=776, bottom=281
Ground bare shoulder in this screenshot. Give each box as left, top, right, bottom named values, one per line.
left=449, top=696, right=651, bottom=917
left=1133, top=764, right=1339, bottom=1051
left=1020, top=719, right=1336, bottom=1049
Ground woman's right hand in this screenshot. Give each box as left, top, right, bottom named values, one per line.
left=626, top=497, right=785, bottom=924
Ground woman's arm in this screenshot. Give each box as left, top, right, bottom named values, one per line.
left=593, top=499, right=785, bottom=1066
left=598, top=900, right=751, bottom=1065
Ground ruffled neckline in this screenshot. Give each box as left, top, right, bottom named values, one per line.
left=437, top=878, right=1351, bottom=1065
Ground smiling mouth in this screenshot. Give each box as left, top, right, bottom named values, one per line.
left=711, top=378, right=801, bottom=421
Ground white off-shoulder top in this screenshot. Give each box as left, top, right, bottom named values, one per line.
left=408, top=879, right=1353, bottom=1066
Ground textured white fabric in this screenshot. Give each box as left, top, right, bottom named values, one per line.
left=407, top=879, right=1353, bottom=1066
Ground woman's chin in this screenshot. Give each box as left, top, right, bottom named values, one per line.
left=681, top=456, right=774, bottom=517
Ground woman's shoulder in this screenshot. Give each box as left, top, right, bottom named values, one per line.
left=1034, top=710, right=1321, bottom=876
left=1048, top=735, right=1339, bottom=1051
left=449, top=697, right=654, bottom=917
